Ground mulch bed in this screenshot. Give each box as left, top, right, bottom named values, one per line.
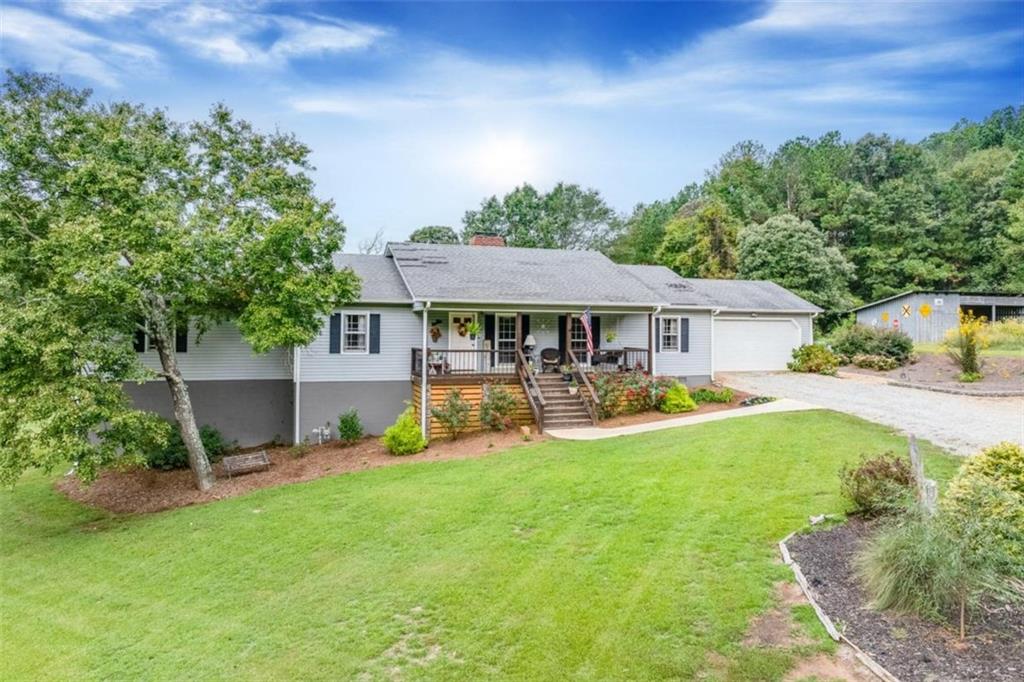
left=788, top=519, right=1024, bottom=682
left=598, top=386, right=753, bottom=429
left=842, top=353, right=1023, bottom=392
left=57, top=428, right=546, bottom=515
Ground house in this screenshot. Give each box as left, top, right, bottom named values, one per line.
left=852, top=291, right=1024, bottom=343
left=124, top=236, right=820, bottom=445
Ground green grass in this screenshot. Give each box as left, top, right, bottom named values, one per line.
left=0, top=411, right=960, bottom=681
left=915, top=342, right=1020, bottom=357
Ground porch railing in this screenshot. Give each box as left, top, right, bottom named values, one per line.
left=516, top=348, right=546, bottom=431
left=575, top=347, right=650, bottom=374
left=411, top=348, right=518, bottom=377
left=567, top=348, right=600, bottom=425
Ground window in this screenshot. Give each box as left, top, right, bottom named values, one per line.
left=660, top=316, right=680, bottom=352
left=343, top=313, right=368, bottom=353
left=570, top=317, right=588, bottom=356
left=497, top=315, right=516, bottom=365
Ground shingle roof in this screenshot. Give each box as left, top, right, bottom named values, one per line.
left=678, top=277, right=822, bottom=313
left=338, top=244, right=820, bottom=312
left=332, top=253, right=411, bottom=303
left=386, top=242, right=662, bottom=306
left=620, top=265, right=820, bottom=312
left=617, top=265, right=716, bottom=307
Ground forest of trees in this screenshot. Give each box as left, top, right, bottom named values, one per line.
left=411, top=107, right=1024, bottom=311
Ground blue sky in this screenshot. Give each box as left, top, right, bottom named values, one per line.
left=2, top=1, right=1022, bottom=249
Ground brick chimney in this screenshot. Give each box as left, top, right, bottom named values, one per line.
left=468, top=233, right=506, bottom=247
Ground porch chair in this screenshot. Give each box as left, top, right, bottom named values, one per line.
left=539, top=347, right=560, bottom=373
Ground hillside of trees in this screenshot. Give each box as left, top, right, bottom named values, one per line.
left=410, top=107, right=1024, bottom=311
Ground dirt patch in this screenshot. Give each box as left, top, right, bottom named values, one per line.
left=788, top=518, right=1024, bottom=682
left=744, top=582, right=814, bottom=648
left=57, top=428, right=546, bottom=515
left=598, top=386, right=753, bottom=429
left=783, top=648, right=876, bottom=682
left=842, top=352, right=1023, bottom=392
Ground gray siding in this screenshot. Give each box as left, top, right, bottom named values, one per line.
left=855, top=293, right=960, bottom=343
left=653, top=310, right=713, bottom=379
left=299, top=381, right=410, bottom=438
left=299, top=306, right=421, bottom=382
left=124, top=379, right=293, bottom=447
left=138, top=322, right=290, bottom=381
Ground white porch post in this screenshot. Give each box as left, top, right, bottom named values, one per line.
left=419, top=302, right=431, bottom=441
left=293, top=345, right=301, bottom=444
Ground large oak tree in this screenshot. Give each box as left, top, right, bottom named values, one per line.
left=0, top=73, right=359, bottom=490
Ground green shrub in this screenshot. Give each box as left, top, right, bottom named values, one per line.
left=381, top=408, right=427, bottom=456
left=593, top=371, right=673, bottom=418
left=943, top=442, right=1024, bottom=576
left=479, top=383, right=520, bottom=431
left=851, top=354, right=899, bottom=371
left=839, top=452, right=914, bottom=516
left=958, top=371, right=982, bottom=383
left=431, top=389, right=472, bottom=440
left=829, top=324, right=914, bottom=364
left=337, top=409, right=363, bottom=444
left=987, top=318, right=1024, bottom=351
left=946, top=310, right=986, bottom=377
left=146, top=422, right=229, bottom=470
left=289, top=440, right=311, bottom=459
left=788, top=344, right=839, bottom=375
left=659, top=383, right=697, bottom=414
left=691, top=386, right=734, bottom=403
left=857, top=511, right=1010, bottom=638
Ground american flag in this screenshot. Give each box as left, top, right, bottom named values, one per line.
left=580, top=307, right=594, bottom=355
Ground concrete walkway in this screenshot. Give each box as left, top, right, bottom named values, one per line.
left=545, top=398, right=819, bottom=441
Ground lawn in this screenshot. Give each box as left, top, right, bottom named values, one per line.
left=0, top=411, right=960, bottom=681
left=915, top=342, right=1020, bottom=357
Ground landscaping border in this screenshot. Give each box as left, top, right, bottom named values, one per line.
left=778, top=530, right=901, bottom=682
left=886, top=380, right=1024, bottom=397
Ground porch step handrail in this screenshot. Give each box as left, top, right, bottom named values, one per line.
left=516, top=348, right=545, bottom=432
left=567, top=348, right=600, bottom=425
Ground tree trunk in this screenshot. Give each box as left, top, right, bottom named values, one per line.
left=149, top=306, right=215, bottom=491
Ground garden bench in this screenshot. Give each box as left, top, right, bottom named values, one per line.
left=222, top=450, right=271, bottom=478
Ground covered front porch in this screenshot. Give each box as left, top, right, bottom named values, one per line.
left=410, top=308, right=656, bottom=435
left=410, top=309, right=654, bottom=380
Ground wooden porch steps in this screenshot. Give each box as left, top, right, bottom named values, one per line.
left=533, top=372, right=595, bottom=430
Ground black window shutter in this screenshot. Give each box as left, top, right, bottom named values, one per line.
left=133, top=328, right=146, bottom=353
left=484, top=314, right=495, bottom=346
left=329, top=313, right=341, bottom=353
left=655, top=318, right=661, bottom=353
left=591, top=316, right=601, bottom=349
left=680, top=318, right=689, bottom=353
left=521, top=315, right=530, bottom=340
left=369, top=314, right=381, bottom=354
left=557, top=315, right=567, bottom=360
left=175, top=324, right=188, bottom=353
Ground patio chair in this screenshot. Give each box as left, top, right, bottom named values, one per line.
left=540, top=347, right=560, bottom=373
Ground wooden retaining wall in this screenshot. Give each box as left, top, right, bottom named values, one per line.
left=411, top=378, right=534, bottom=439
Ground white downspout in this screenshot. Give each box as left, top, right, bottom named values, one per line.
left=710, top=309, right=721, bottom=382
left=293, top=345, right=301, bottom=444
left=810, top=312, right=818, bottom=344
left=420, top=301, right=431, bottom=440
left=651, top=305, right=662, bottom=375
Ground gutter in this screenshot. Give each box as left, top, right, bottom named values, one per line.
left=417, top=300, right=432, bottom=440
left=651, top=305, right=662, bottom=375
left=710, top=308, right=721, bottom=381
left=293, top=345, right=301, bottom=444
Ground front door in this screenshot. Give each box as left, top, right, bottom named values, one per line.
left=448, top=313, right=477, bottom=373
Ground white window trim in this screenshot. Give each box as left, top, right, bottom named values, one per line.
left=495, top=313, right=517, bottom=365
left=342, top=312, right=369, bottom=354
left=660, top=315, right=680, bottom=352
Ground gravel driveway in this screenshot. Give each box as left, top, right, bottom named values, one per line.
left=720, top=371, right=1022, bottom=455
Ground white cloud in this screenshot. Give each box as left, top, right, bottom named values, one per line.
left=1, top=6, right=158, bottom=86
left=151, top=3, right=390, bottom=66
left=61, top=1, right=170, bottom=22
left=289, top=0, right=1019, bottom=120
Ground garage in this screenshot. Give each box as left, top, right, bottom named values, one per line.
left=714, top=318, right=803, bottom=372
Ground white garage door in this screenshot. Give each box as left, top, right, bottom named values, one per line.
left=715, top=318, right=802, bottom=372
